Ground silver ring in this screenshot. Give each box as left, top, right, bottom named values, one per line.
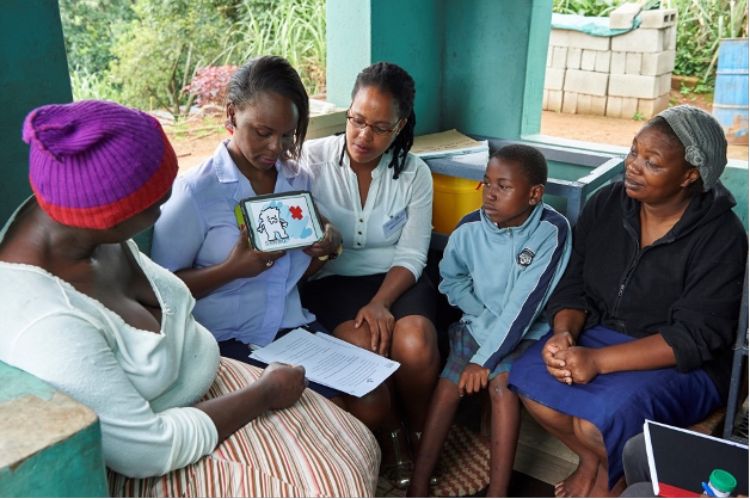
left=265, top=260, right=273, bottom=268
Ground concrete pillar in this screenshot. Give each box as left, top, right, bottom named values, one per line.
left=326, top=0, right=552, bottom=138
left=0, top=362, right=108, bottom=497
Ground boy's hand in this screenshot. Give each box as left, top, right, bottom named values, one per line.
left=458, top=363, right=490, bottom=396
left=354, top=301, right=395, bottom=356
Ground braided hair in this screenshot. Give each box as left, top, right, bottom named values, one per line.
left=227, top=56, right=309, bottom=160
left=350, top=62, right=416, bottom=179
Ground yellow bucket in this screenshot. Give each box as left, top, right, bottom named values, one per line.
left=432, top=173, right=483, bottom=234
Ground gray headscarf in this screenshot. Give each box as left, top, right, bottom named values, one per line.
left=656, top=105, right=728, bottom=191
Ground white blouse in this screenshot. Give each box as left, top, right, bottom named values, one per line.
left=0, top=203, right=220, bottom=478
left=302, top=134, right=433, bottom=281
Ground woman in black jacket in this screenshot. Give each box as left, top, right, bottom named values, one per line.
left=508, top=105, right=747, bottom=497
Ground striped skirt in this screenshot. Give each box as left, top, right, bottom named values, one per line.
left=108, top=357, right=380, bottom=497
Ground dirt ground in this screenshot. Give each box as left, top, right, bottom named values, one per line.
left=166, top=91, right=748, bottom=172
left=539, top=90, right=749, bottom=161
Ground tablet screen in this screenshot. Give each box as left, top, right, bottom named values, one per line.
left=239, top=191, right=324, bottom=252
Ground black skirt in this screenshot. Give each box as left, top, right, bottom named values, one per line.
left=300, top=272, right=437, bottom=332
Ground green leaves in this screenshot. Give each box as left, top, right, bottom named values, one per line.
left=60, top=0, right=326, bottom=118
left=670, top=0, right=748, bottom=86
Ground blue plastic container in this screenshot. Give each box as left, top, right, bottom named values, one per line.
left=712, top=38, right=749, bottom=145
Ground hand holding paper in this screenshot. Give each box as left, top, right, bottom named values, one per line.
left=258, top=363, right=307, bottom=409
left=250, top=328, right=400, bottom=397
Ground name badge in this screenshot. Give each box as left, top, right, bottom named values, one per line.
left=383, top=207, right=408, bottom=238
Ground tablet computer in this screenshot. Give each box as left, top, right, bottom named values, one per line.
left=234, top=191, right=324, bottom=252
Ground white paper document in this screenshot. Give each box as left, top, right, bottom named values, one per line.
left=411, top=129, right=489, bottom=160
left=249, top=328, right=401, bottom=397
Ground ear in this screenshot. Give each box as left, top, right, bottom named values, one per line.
left=680, top=167, right=700, bottom=188
left=529, top=184, right=545, bottom=206
left=225, top=103, right=236, bottom=133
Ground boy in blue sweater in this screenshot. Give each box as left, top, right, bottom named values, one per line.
left=408, top=144, right=572, bottom=496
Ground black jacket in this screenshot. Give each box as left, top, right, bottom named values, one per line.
left=547, top=181, right=747, bottom=399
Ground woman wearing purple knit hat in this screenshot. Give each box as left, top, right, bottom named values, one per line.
left=507, top=105, right=747, bottom=497
left=0, top=100, right=379, bottom=496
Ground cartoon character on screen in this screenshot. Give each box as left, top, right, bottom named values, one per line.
left=257, top=206, right=289, bottom=243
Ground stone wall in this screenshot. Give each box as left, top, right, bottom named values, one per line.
left=543, top=8, right=677, bottom=119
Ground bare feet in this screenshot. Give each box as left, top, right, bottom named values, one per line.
left=554, top=458, right=599, bottom=497
left=588, top=462, right=619, bottom=497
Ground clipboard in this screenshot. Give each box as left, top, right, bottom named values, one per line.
left=234, top=191, right=324, bottom=252
left=644, top=419, right=748, bottom=497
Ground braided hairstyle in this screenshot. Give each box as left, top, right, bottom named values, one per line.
left=351, top=62, right=416, bottom=179
left=227, top=56, right=309, bottom=160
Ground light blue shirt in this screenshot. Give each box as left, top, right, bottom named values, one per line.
left=151, top=141, right=315, bottom=347
left=439, top=204, right=572, bottom=370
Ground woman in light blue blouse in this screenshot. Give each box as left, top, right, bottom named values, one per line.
left=301, top=62, right=440, bottom=488
left=151, top=57, right=390, bottom=429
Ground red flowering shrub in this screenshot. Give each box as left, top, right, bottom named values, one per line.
left=186, top=65, right=238, bottom=106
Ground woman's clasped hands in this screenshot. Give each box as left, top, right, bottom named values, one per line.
left=542, top=331, right=601, bottom=385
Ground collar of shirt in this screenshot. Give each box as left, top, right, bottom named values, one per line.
left=480, top=203, right=543, bottom=237
left=213, top=139, right=302, bottom=187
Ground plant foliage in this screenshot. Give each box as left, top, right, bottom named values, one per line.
left=59, top=0, right=326, bottom=118
left=667, top=0, right=748, bottom=85
left=187, top=65, right=239, bottom=106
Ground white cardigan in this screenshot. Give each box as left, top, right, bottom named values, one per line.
left=0, top=211, right=219, bottom=477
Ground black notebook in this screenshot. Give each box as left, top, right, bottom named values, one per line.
left=644, top=419, right=748, bottom=497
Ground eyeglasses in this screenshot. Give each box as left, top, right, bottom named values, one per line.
left=346, top=113, right=400, bottom=136
left=476, top=180, right=513, bottom=195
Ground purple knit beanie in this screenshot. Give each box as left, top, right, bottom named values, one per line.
left=22, top=100, right=178, bottom=229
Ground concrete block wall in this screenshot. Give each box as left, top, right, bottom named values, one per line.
left=542, top=8, right=676, bottom=119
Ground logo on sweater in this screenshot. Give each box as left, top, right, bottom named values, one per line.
left=517, top=248, right=535, bottom=267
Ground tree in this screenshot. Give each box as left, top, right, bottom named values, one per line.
left=109, top=0, right=236, bottom=117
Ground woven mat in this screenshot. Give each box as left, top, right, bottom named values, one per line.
left=430, top=425, right=490, bottom=497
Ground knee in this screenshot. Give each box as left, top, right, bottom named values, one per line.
left=345, top=384, right=391, bottom=430
left=522, top=397, right=571, bottom=430
left=334, top=322, right=372, bottom=350
left=488, top=373, right=515, bottom=404
left=390, top=316, right=438, bottom=365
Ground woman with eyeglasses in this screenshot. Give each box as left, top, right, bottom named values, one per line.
left=300, top=61, right=440, bottom=488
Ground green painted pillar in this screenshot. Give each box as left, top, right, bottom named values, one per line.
left=326, top=0, right=443, bottom=134
left=441, top=0, right=551, bottom=138
left=0, top=0, right=72, bottom=224
left=0, top=362, right=108, bottom=497
left=326, top=0, right=552, bottom=138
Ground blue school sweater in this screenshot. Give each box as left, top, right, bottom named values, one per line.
left=438, top=203, right=572, bottom=370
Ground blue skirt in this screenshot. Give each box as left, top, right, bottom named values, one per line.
left=508, top=325, right=721, bottom=488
